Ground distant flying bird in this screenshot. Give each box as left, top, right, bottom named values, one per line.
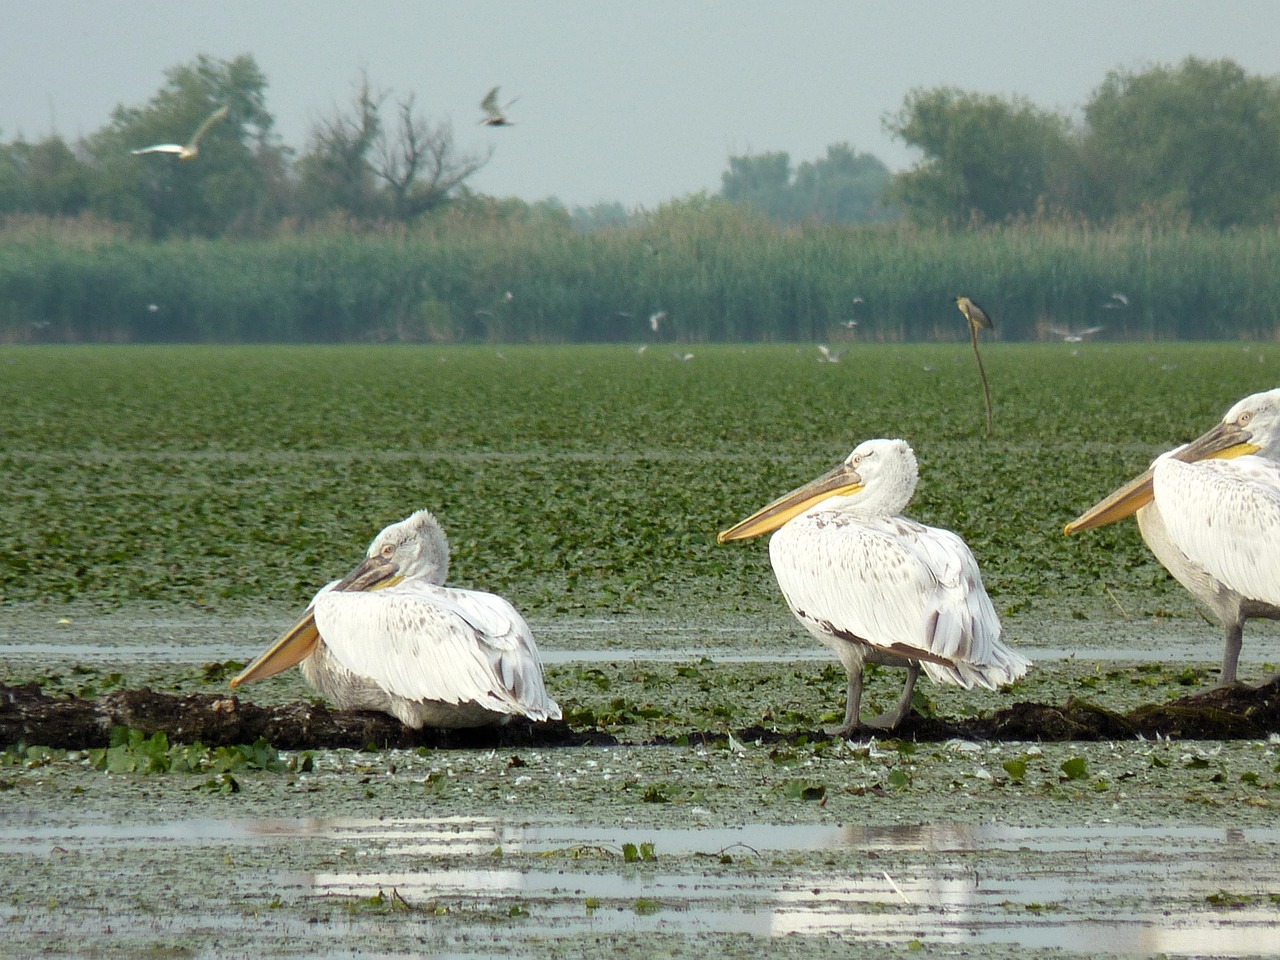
left=672, top=351, right=694, bottom=362
left=1048, top=324, right=1106, bottom=343
left=718, top=438, right=1029, bottom=733
left=229, top=509, right=560, bottom=728
left=649, top=310, right=667, bottom=334
left=1103, top=292, right=1130, bottom=309
left=817, top=344, right=846, bottom=363
left=479, top=86, right=518, bottom=126
left=131, top=104, right=229, bottom=161
left=1065, top=389, right=1280, bottom=686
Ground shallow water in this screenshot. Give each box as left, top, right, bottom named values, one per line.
left=5, top=606, right=1279, bottom=666
left=3, top=814, right=1278, bottom=955
left=4, top=606, right=1280, bottom=958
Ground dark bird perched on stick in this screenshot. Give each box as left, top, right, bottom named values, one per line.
left=955, top=296, right=994, bottom=437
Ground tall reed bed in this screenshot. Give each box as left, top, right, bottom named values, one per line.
left=3, top=205, right=1280, bottom=343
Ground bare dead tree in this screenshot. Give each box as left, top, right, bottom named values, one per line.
left=374, top=92, right=492, bottom=220
left=297, top=73, right=388, bottom=220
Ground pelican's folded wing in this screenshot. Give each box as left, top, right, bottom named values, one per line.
left=1157, top=456, right=1280, bottom=606
left=312, top=583, right=560, bottom=720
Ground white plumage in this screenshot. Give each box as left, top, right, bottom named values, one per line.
left=230, top=510, right=560, bottom=728
left=719, top=438, right=1029, bottom=733
left=1066, top=388, right=1280, bottom=685
left=131, top=104, right=229, bottom=161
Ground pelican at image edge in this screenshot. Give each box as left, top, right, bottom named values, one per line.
left=718, top=438, right=1029, bottom=734
left=229, top=510, right=560, bottom=728
left=1065, top=388, right=1280, bottom=685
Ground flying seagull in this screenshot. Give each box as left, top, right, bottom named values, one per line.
left=131, top=104, right=230, bottom=161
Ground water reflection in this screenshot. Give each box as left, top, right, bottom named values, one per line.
left=2, top=816, right=1275, bottom=953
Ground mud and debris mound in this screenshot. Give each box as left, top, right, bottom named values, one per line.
left=2, top=677, right=1278, bottom=750
left=0, top=684, right=605, bottom=751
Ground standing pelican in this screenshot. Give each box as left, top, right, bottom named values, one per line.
left=479, top=86, right=518, bottom=126
left=229, top=510, right=560, bottom=727
left=718, top=439, right=1029, bottom=733
left=131, top=104, right=229, bottom=160
left=1065, top=388, right=1280, bottom=685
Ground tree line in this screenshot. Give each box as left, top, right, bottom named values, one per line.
left=3, top=54, right=1279, bottom=238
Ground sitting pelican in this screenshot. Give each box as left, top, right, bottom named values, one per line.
left=1065, top=388, right=1280, bottom=685
left=229, top=510, right=560, bottom=727
left=479, top=86, right=518, bottom=126
left=718, top=438, right=1029, bottom=734
left=131, top=104, right=229, bottom=161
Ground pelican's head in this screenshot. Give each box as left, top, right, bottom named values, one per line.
left=343, top=509, right=450, bottom=589
left=229, top=509, right=449, bottom=690
left=718, top=438, right=918, bottom=543
left=1064, top=387, right=1280, bottom=534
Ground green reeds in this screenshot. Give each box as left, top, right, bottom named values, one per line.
left=3, top=207, right=1280, bottom=343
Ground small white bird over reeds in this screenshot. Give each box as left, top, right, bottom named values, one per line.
left=131, top=104, right=229, bottom=161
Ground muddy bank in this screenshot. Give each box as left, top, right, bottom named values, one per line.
left=4, top=675, right=1279, bottom=750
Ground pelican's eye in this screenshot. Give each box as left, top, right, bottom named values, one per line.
left=1239, top=411, right=1253, bottom=426
left=380, top=543, right=395, bottom=559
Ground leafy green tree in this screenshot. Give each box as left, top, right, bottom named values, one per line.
left=719, top=145, right=893, bottom=225
left=84, top=53, right=284, bottom=237
left=884, top=87, right=1077, bottom=224
left=791, top=143, right=895, bottom=224
left=568, top=200, right=630, bottom=232
left=719, top=151, right=793, bottom=221
left=1083, top=57, right=1280, bottom=226
left=0, top=135, right=92, bottom=218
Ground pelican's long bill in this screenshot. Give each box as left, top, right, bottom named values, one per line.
left=718, top=460, right=863, bottom=543
left=228, top=553, right=404, bottom=688
left=1064, top=417, right=1260, bottom=535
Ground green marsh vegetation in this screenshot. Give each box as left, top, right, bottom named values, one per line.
left=1, top=341, right=1274, bottom=629
left=6, top=210, right=1280, bottom=344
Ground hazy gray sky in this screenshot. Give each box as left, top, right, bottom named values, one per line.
left=6, top=1, right=1280, bottom=208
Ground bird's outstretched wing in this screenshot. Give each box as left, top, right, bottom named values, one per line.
left=188, top=104, right=230, bottom=147
left=312, top=580, right=560, bottom=720
left=131, top=144, right=185, bottom=156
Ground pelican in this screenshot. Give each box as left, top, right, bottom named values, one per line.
left=1065, top=388, right=1280, bottom=685
left=718, top=438, right=1029, bottom=734
left=229, top=510, right=560, bottom=727
left=649, top=310, right=667, bottom=334
left=479, top=86, right=518, bottom=126
left=131, top=104, right=229, bottom=160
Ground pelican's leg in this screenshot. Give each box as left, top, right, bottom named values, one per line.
left=826, top=667, right=864, bottom=738
left=863, top=662, right=920, bottom=730
left=1218, top=622, right=1244, bottom=686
